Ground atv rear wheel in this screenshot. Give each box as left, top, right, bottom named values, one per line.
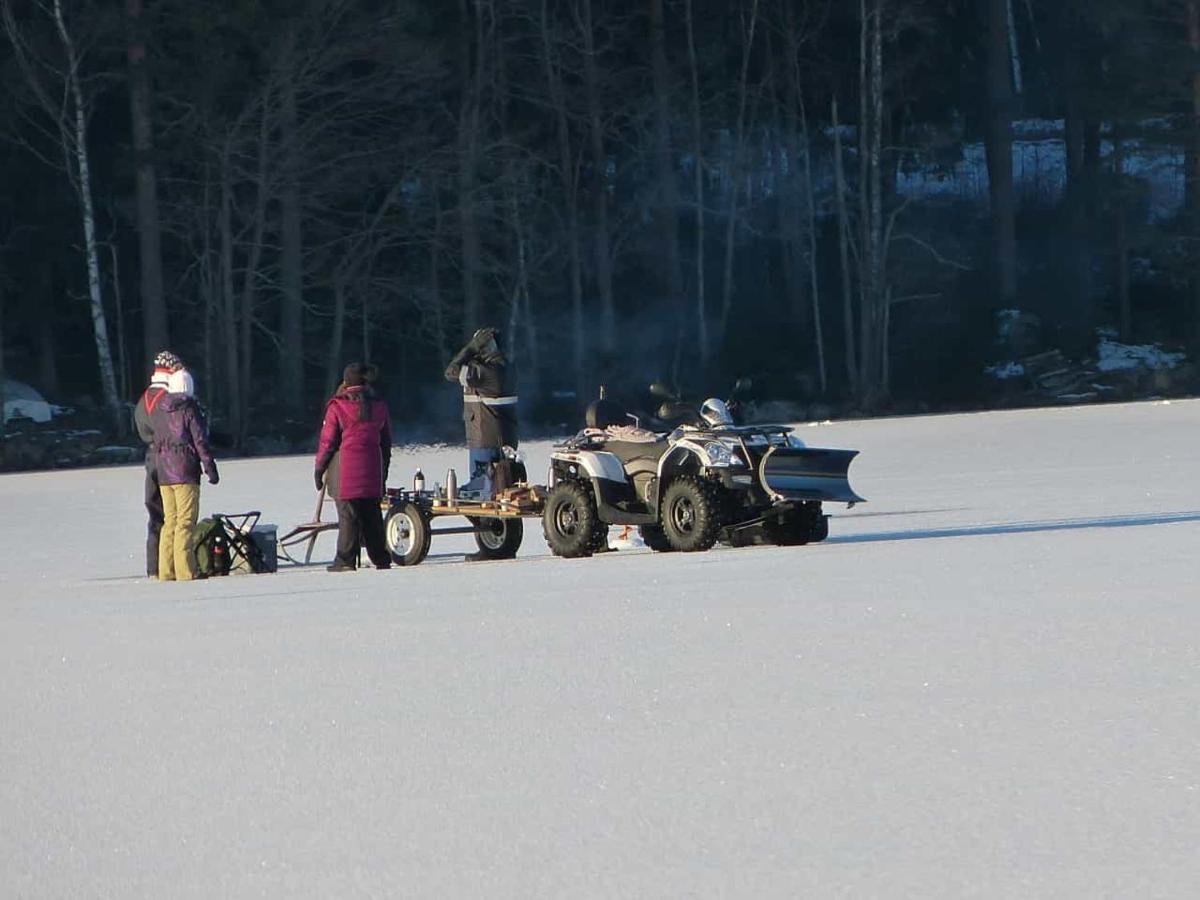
left=660, top=475, right=722, bottom=552
left=543, top=480, right=603, bottom=558
left=386, top=503, right=432, bottom=566
left=638, top=524, right=675, bottom=553
left=469, top=516, right=524, bottom=560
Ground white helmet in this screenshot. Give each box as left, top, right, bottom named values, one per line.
left=700, top=398, right=733, bottom=427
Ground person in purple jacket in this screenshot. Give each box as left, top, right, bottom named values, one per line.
left=151, top=367, right=219, bottom=581
left=314, top=363, right=393, bottom=572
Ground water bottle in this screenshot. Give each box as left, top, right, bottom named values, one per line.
left=413, top=468, right=425, bottom=493
left=446, top=468, right=458, bottom=502
left=213, top=540, right=229, bottom=576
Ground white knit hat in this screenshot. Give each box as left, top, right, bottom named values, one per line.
left=167, top=368, right=194, bottom=397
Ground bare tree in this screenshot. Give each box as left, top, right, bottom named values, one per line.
left=984, top=0, right=1017, bottom=309
left=457, top=0, right=489, bottom=338
left=649, top=0, right=685, bottom=375
left=539, top=0, right=585, bottom=390
left=125, top=0, right=167, bottom=362
left=717, top=0, right=760, bottom=344
left=577, top=0, right=616, bottom=356
left=684, top=0, right=708, bottom=363
left=2, top=0, right=123, bottom=433
left=831, top=96, right=858, bottom=393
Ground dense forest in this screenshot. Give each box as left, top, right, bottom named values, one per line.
left=2, top=0, right=1199, bottom=453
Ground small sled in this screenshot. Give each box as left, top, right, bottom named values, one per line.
left=278, top=486, right=339, bottom=565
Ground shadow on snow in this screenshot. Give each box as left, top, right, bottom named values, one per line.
left=825, top=511, right=1200, bottom=545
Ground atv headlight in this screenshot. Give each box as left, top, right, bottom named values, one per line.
left=701, top=440, right=744, bottom=467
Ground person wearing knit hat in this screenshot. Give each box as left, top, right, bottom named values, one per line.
left=150, top=366, right=219, bottom=581
left=314, top=362, right=392, bottom=572
left=133, top=350, right=185, bottom=577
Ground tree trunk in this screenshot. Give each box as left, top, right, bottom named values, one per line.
left=1113, top=129, right=1131, bottom=341
left=1188, top=1, right=1200, bottom=348
left=984, top=0, right=1017, bottom=309
left=1006, top=0, right=1022, bottom=95
left=326, top=278, right=347, bottom=397
left=799, top=94, right=827, bottom=395
left=108, top=240, right=129, bottom=400
left=864, top=0, right=884, bottom=403
left=1062, top=13, right=1095, bottom=350
left=718, top=0, right=760, bottom=341
left=279, top=25, right=304, bottom=415
left=237, top=98, right=272, bottom=442
left=779, top=8, right=808, bottom=334
left=855, top=0, right=886, bottom=405
left=430, top=191, right=448, bottom=365
left=55, top=0, right=122, bottom=433
left=540, top=0, right=585, bottom=395
left=580, top=0, right=615, bottom=356
left=457, top=0, right=485, bottom=338
left=126, top=0, right=167, bottom=364
left=831, top=97, right=858, bottom=393
left=36, top=293, right=60, bottom=398
left=649, top=0, right=685, bottom=367
left=218, top=146, right=242, bottom=440
left=0, top=278, right=6, bottom=438
left=684, top=0, right=708, bottom=363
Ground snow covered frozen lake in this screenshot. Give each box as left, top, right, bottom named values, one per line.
left=3, top=399, right=1199, bottom=897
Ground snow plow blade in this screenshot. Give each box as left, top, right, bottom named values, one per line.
left=758, top=447, right=865, bottom=504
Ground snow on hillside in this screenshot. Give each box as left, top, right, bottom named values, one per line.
left=3, top=400, right=1199, bottom=897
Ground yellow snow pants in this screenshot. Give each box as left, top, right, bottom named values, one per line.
left=159, top=482, right=201, bottom=581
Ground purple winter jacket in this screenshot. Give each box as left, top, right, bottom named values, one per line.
left=150, top=393, right=216, bottom=486
left=314, top=386, right=391, bottom=500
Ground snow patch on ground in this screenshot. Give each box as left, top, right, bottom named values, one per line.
left=985, top=361, right=1026, bottom=379
left=1096, top=337, right=1186, bottom=372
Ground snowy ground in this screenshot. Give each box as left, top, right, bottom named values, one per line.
left=3, top=400, right=1199, bottom=898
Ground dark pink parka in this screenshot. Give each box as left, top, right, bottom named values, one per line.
left=314, top=386, right=392, bottom=499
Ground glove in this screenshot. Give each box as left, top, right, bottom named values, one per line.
left=314, top=469, right=326, bottom=491
left=205, top=462, right=220, bottom=486
left=469, top=327, right=496, bottom=352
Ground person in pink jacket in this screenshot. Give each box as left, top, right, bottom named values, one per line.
left=314, top=363, right=392, bottom=572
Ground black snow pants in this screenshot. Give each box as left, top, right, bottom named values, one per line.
left=334, top=498, right=390, bottom=568
left=144, top=457, right=164, bottom=577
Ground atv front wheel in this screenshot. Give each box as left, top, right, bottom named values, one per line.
left=469, top=516, right=524, bottom=560
left=660, top=475, right=722, bottom=552
left=386, top=502, right=432, bottom=566
left=542, top=480, right=603, bottom=558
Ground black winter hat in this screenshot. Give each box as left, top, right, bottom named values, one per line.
left=342, top=362, right=377, bottom=387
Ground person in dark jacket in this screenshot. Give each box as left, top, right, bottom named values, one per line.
left=133, top=349, right=183, bottom=577
left=314, top=363, right=393, bottom=572
left=151, top=367, right=219, bottom=581
left=444, top=327, right=518, bottom=499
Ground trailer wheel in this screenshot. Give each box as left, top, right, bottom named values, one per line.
left=660, top=475, right=722, bottom=552
left=469, top=516, right=524, bottom=560
left=542, top=480, right=601, bottom=558
left=638, top=524, right=675, bottom=553
left=386, top=503, right=431, bottom=566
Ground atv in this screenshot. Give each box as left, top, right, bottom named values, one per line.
left=541, top=383, right=864, bottom=558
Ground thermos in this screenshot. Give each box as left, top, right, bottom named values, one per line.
left=413, top=468, right=425, bottom=493
left=446, top=468, right=458, bottom=502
